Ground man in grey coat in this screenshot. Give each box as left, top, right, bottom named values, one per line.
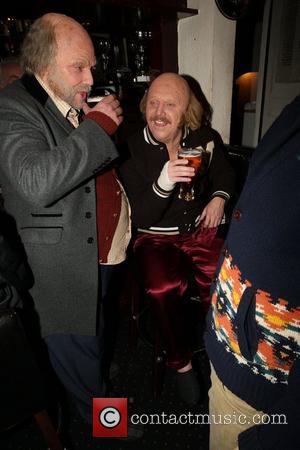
left=0, top=13, right=122, bottom=426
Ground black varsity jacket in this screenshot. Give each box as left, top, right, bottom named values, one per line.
left=119, top=125, right=235, bottom=234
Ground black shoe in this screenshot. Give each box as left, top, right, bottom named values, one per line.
left=176, top=368, right=201, bottom=405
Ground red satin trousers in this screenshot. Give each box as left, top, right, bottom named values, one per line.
left=134, top=226, right=224, bottom=370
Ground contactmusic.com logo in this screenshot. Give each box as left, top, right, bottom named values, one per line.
left=93, top=398, right=128, bottom=437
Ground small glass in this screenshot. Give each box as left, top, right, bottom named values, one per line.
left=87, top=95, right=105, bottom=107
left=178, top=147, right=204, bottom=201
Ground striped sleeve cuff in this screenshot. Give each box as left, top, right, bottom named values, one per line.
left=153, top=161, right=175, bottom=198
left=211, top=191, right=230, bottom=202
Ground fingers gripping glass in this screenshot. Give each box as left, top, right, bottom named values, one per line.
left=178, top=147, right=203, bottom=201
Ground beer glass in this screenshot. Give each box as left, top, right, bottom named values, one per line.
left=178, top=147, right=203, bottom=201
left=87, top=95, right=105, bottom=107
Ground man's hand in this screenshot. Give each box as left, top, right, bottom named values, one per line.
left=200, top=196, right=225, bottom=228
left=167, top=159, right=195, bottom=183
left=82, top=94, right=123, bottom=126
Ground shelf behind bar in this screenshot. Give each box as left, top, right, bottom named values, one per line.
left=83, top=0, right=197, bottom=16
left=177, top=8, right=198, bottom=19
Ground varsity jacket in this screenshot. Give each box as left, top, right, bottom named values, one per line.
left=205, top=96, right=300, bottom=450
left=119, top=125, right=235, bottom=234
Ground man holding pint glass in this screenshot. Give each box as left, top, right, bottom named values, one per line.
left=119, top=73, right=235, bottom=405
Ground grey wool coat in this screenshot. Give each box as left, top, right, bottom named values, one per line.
left=0, top=74, right=119, bottom=337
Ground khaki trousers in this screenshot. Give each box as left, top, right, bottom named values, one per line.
left=209, top=365, right=265, bottom=450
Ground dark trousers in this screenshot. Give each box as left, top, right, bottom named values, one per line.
left=44, top=268, right=106, bottom=425
left=100, top=263, right=123, bottom=380
left=44, top=332, right=105, bottom=425
left=134, top=226, right=224, bottom=370
left=43, top=264, right=123, bottom=425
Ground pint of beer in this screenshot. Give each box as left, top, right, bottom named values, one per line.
left=178, top=147, right=203, bottom=201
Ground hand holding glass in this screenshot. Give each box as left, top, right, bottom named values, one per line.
left=178, top=147, right=203, bottom=201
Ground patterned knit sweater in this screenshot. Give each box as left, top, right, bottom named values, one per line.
left=205, top=96, right=300, bottom=450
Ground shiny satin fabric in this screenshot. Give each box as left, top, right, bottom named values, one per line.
left=134, top=226, right=224, bottom=370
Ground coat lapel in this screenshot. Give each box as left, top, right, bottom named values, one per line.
left=21, top=73, right=73, bottom=133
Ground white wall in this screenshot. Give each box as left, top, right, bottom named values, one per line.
left=178, top=0, right=236, bottom=143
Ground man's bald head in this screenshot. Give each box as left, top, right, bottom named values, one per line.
left=142, top=72, right=191, bottom=146
left=20, top=13, right=93, bottom=77
left=42, top=13, right=91, bottom=43
left=148, top=73, right=190, bottom=110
